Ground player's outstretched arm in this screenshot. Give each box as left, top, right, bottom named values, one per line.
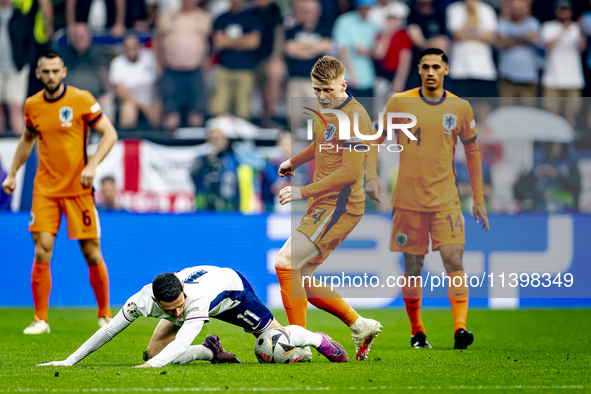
left=137, top=319, right=205, bottom=368
left=2, top=128, right=38, bottom=195
left=279, top=146, right=365, bottom=205
left=280, top=141, right=316, bottom=177
left=37, top=309, right=132, bottom=367
left=80, top=116, right=118, bottom=189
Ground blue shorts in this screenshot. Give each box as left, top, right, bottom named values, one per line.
left=210, top=272, right=274, bottom=335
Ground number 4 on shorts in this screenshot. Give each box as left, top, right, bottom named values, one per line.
left=311, top=209, right=326, bottom=224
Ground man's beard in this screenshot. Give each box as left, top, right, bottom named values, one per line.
left=43, top=81, right=62, bottom=95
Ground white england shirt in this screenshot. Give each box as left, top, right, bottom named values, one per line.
left=61, top=266, right=247, bottom=368
left=122, top=266, right=244, bottom=325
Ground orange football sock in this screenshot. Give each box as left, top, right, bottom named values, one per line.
left=89, top=260, right=111, bottom=318
left=304, top=280, right=359, bottom=327
left=31, top=261, right=52, bottom=322
left=276, top=267, right=308, bottom=327
left=447, top=270, right=469, bottom=333
left=401, top=274, right=425, bottom=335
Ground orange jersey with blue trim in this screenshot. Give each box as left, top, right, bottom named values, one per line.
left=292, top=94, right=373, bottom=215
left=374, top=88, right=483, bottom=212
left=25, top=86, right=103, bottom=197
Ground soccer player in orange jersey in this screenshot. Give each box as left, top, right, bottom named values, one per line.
left=366, top=48, right=489, bottom=349
left=1, top=51, right=119, bottom=335
left=275, top=56, right=382, bottom=362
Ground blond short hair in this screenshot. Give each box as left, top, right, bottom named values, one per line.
left=311, top=56, right=346, bottom=84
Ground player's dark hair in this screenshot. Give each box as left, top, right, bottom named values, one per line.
left=152, top=273, right=183, bottom=302
left=38, top=50, right=63, bottom=65
left=419, top=48, right=448, bottom=64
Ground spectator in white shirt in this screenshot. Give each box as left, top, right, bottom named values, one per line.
left=541, top=0, right=586, bottom=126
left=446, top=0, right=498, bottom=98
left=109, top=35, right=160, bottom=129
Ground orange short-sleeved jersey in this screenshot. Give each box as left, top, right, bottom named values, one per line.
left=378, top=88, right=477, bottom=212
left=25, top=86, right=103, bottom=197
left=306, top=94, right=373, bottom=215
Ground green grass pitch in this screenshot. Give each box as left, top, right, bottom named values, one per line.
left=0, top=308, right=589, bottom=392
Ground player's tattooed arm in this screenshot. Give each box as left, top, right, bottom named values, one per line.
left=1, top=127, right=39, bottom=195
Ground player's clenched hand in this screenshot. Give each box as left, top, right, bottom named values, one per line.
left=80, top=165, right=96, bottom=189
left=134, top=363, right=153, bottom=368
left=2, top=174, right=16, bottom=195
left=278, top=160, right=293, bottom=177
left=473, top=204, right=489, bottom=231
left=37, top=360, right=71, bottom=367
left=365, top=179, right=385, bottom=203
left=279, top=186, right=302, bottom=205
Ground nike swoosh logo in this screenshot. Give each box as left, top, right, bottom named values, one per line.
left=409, top=300, right=418, bottom=304
left=301, top=223, right=310, bottom=226
left=452, top=234, right=462, bottom=238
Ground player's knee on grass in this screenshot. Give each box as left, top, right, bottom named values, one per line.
left=403, top=253, right=425, bottom=277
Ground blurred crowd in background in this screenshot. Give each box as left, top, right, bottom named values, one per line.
left=1, top=0, right=591, bottom=214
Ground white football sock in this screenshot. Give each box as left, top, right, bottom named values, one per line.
left=285, top=325, right=323, bottom=348
left=349, top=316, right=366, bottom=334
left=171, top=345, right=213, bottom=364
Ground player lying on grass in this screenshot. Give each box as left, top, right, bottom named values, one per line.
left=37, top=266, right=348, bottom=368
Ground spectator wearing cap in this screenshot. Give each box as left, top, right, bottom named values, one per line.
left=405, top=0, right=449, bottom=90
left=154, top=0, right=211, bottom=129
left=333, top=0, right=380, bottom=98
left=497, top=0, right=541, bottom=107
left=0, top=0, right=33, bottom=136
left=446, top=0, right=498, bottom=98
left=210, top=0, right=262, bottom=120
left=109, top=35, right=160, bottom=129
left=373, top=3, right=412, bottom=94
left=368, top=0, right=409, bottom=30
left=541, top=0, right=585, bottom=126
left=284, top=0, right=332, bottom=125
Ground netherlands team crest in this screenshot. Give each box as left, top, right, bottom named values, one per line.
left=443, top=113, right=457, bottom=131
left=59, top=106, right=73, bottom=122
left=324, top=123, right=336, bottom=142
left=396, top=233, right=407, bottom=246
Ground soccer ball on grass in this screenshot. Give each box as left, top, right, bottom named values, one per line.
left=254, top=328, right=295, bottom=363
